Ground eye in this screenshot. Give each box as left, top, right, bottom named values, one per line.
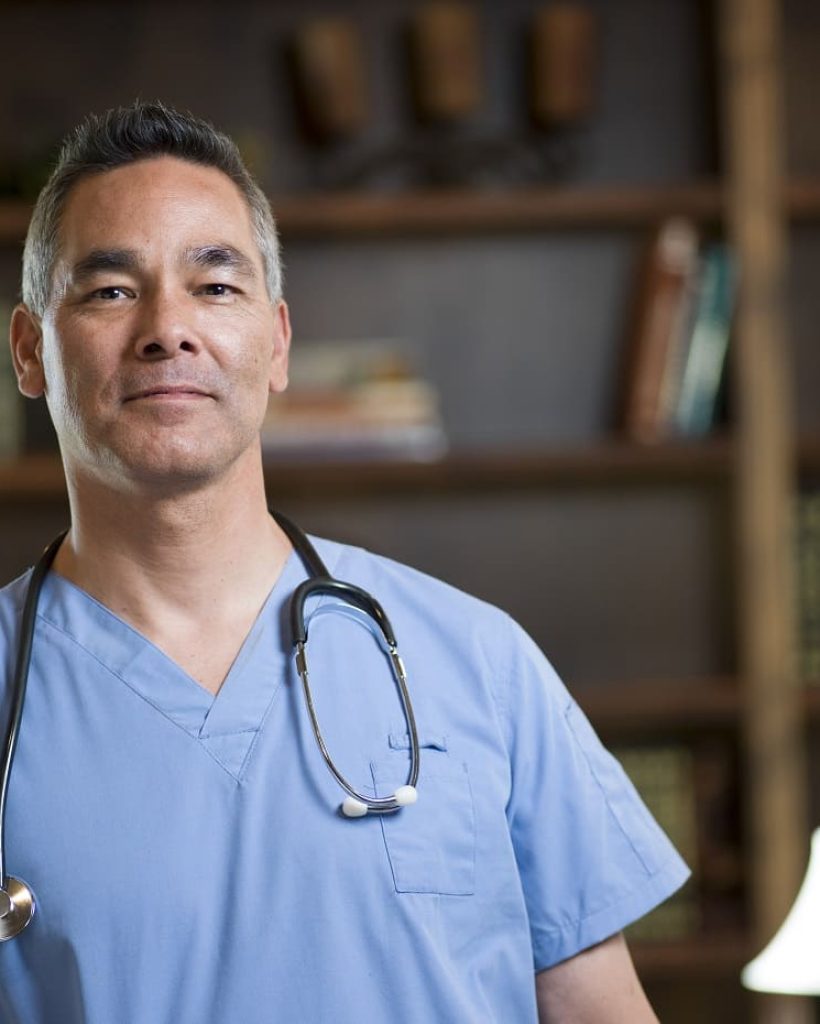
left=198, top=283, right=239, bottom=298
left=90, top=286, right=132, bottom=301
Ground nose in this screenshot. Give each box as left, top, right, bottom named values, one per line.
left=133, top=288, right=200, bottom=360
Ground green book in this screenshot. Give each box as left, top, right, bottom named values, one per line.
left=616, top=745, right=699, bottom=942
left=674, top=244, right=737, bottom=437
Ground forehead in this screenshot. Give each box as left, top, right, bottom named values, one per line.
left=57, top=156, right=259, bottom=262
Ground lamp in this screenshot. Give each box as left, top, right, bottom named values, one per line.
left=741, top=828, right=820, bottom=995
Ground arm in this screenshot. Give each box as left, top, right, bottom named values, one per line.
left=535, top=933, right=658, bottom=1023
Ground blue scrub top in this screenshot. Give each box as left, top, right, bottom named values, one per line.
left=0, top=537, right=688, bottom=1023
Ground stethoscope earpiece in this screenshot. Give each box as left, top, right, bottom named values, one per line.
left=393, top=785, right=418, bottom=807
left=0, top=877, right=35, bottom=942
left=341, top=797, right=369, bottom=818
left=340, top=785, right=418, bottom=819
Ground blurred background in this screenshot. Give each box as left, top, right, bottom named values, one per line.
left=1, top=1, right=819, bottom=1021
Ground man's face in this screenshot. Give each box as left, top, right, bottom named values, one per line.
left=14, top=155, right=290, bottom=489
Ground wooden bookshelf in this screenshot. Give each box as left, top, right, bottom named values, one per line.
left=0, top=3, right=814, bottom=1022
left=3, top=179, right=820, bottom=244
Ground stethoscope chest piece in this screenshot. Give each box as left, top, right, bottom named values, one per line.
left=0, top=877, right=35, bottom=941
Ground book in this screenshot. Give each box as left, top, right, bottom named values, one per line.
left=261, top=339, right=448, bottom=461
left=690, top=738, right=744, bottom=933
left=797, top=490, right=820, bottom=684
left=0, top=303, right=23, bottom=459
left=673, top=243, right=737, bottom=437
left=616, top=744, right=699, bottom=941
left=619, top=219, right=700, bottom=444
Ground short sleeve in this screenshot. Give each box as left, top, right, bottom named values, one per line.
left=496, top=618, right=691, bottom=970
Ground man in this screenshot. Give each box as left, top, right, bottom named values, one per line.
left=1, top=103, right=687, bottom=1023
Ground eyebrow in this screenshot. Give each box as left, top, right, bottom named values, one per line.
left=184, top=244, right=257, bottom=279
left=68, top=244, right=259, bottom=284
left=70, top=248, right=142, bottom=282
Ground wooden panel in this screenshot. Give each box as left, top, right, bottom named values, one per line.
left=720, top=0, right=810, bottom=1021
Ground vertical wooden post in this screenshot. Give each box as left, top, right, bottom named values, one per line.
left=718, top=1, right=810, bottom=1022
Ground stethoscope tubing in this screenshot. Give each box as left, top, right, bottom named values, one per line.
left=273, top=512, right=420, bottom=816
left=0, top=513, right=420, bottom=937
left=0, top=532, right=66, bottom=889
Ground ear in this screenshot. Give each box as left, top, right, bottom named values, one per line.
left=269, top=300, right=292, bottom=394
left=10, top=304, right=46, bottom=399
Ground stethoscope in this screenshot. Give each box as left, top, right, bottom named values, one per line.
left=0, top=511, right=420, bottom=942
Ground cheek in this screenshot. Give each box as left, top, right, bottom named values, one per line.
left=224, top=322, right=275, bottom=385
left=42, top=335, right=109, bottom=423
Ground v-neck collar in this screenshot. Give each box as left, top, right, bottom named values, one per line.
left=32, top=539, right=338, bottom=781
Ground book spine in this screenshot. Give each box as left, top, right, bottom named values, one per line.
left=620, top=219, right=699, bottom=444
left=674, top=244, right=737, bottom=437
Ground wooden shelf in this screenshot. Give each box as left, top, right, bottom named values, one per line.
left=579, top=677, right=820, bottom=734
left=0, top=440, right=735, bottom=501
left=576, top=677, right=741, bottom=734
left=631, top=933, right=751, bottom=980
left=3, top=434, right=819, bottom=502
left=262, top=439, right=736, bottom=496
left=274, top=179, right=820, bottom=237
left=272, top=182, right=726, bottom=237
left=0, top=186, right=721, bottom=243
left=3, top=179, right=820, bottom=243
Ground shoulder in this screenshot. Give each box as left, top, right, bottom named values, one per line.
left=310, top=535, right=570, bottom=715
left=314, top=534, right=520, bottom=643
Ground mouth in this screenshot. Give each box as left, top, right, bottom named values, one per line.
left=125, top=386, right=213, bottom=402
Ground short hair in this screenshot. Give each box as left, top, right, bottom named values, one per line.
left=22, top=101, right=283, bottom=315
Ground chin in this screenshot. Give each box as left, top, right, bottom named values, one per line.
left=79, top=438, right=251, bottom=492
left=60, top=418, right=264, bottom=490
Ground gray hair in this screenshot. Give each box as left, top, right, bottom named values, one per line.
left=22, top=101, right=283, bottom=315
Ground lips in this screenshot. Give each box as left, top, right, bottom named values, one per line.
left=125, top=385, right=213, bottom=401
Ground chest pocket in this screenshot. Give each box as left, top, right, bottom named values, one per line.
left=371, top=732, right=475, bottom=896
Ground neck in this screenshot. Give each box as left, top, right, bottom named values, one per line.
left=53, top=452, right=292, bottom=627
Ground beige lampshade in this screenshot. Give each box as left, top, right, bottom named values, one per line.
left=741, top=828, right=820, bottom=995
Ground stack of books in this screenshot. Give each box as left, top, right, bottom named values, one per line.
left=260, top=339, right=447, bottom=461
left=618, top=219, right=737, bottom=444
left=797, top=490, right=820, bottom=684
